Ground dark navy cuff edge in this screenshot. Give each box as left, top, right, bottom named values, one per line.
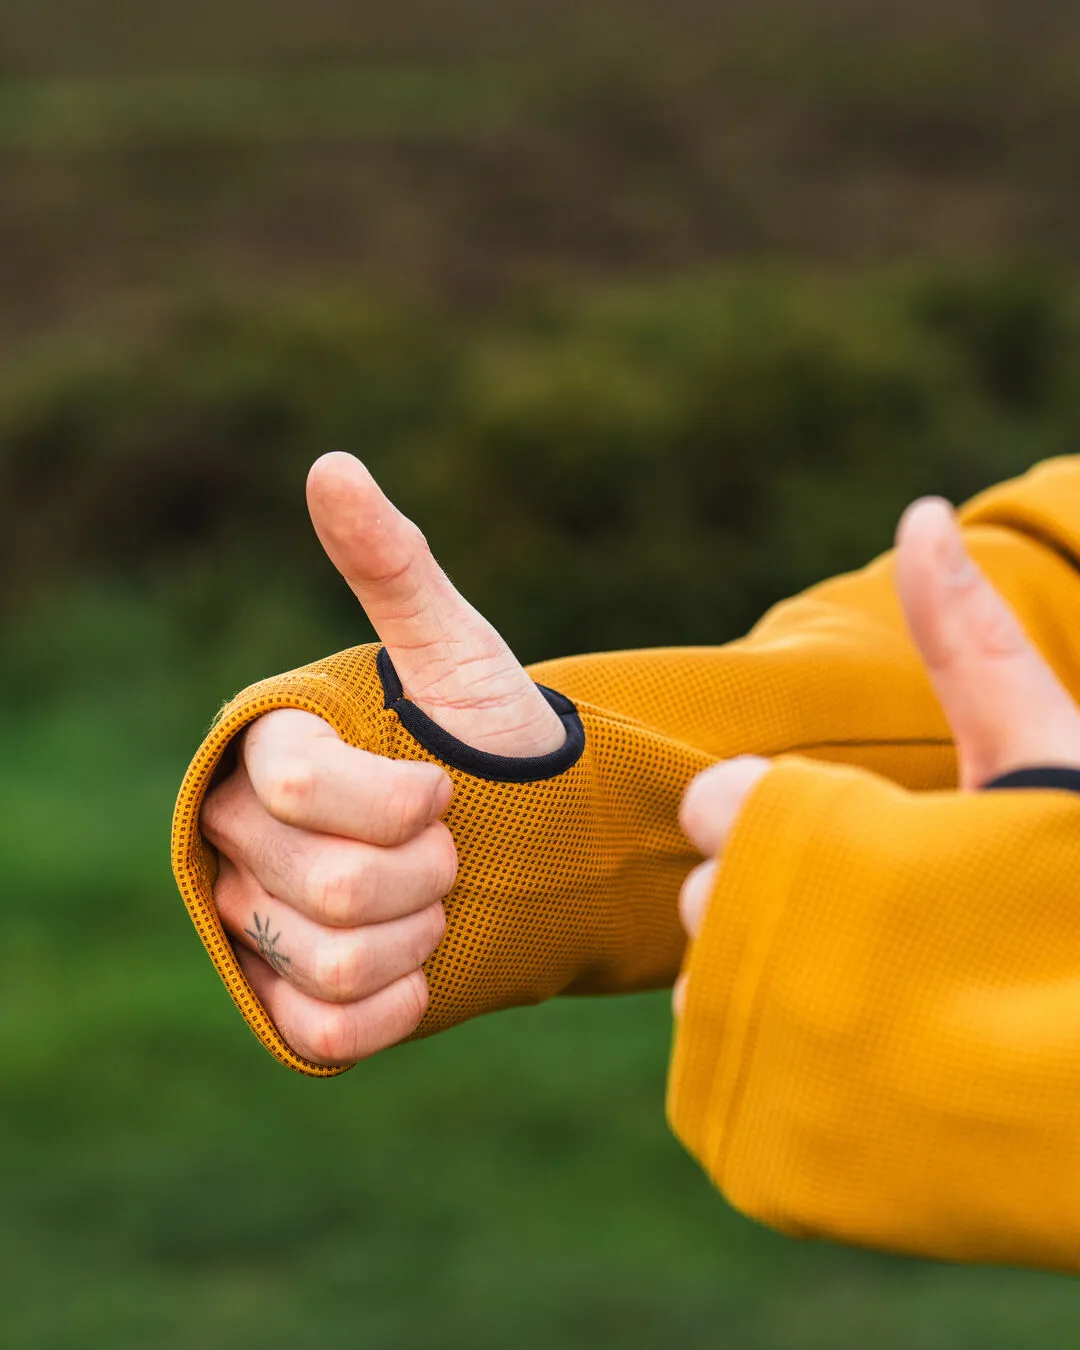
left=376, top=646, right=586, bottom=783
left=982, top=766, right=1080, bottom=795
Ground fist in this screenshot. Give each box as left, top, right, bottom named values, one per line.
left=201, top=453, right=566, bottom=1066
left=201, top=709, right=456, bottom=1065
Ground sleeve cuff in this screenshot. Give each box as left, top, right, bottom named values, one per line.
left=376, top=647, right=586, bottom=782
left=666, top=757, right=857, bottom=1192
left=171, top=659, right=390, bottom=1078
left=666, top=754, right=1080, bottom=1268
left=983, top=765, right=1080, bottom=794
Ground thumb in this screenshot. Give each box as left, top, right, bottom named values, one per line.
left=895, top=496, right=1080, bottom=789
left=306, top=452, right=565, bottom=757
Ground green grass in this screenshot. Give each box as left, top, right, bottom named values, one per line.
left=5, top=575, right=1080, bottom=1348
left=6, top=3, right=1080, bottom=1337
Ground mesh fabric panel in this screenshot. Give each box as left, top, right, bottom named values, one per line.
left=172, top=644, right=704, bottom=1076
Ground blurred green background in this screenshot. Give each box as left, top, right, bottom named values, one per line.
left=5, top=2, right=1080, bottom=1345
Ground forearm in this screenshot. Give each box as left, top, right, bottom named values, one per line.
left=531, top=461, right=1080, bottom=789
left=174, top=456, right=1080, bottom=1074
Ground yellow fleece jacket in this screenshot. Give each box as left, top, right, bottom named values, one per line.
left=173, top=455, right=1080, bottom=1271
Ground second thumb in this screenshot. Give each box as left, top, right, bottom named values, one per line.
left=895, top=496, right=1080, bottom=789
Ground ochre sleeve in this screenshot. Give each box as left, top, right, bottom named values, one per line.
left=667, top=760, right=1080, bottom=1272
left=172, top=456, right=1080, bottom=1078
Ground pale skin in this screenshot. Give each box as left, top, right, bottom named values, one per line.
left=203, top=454, right=1080, bottom=1064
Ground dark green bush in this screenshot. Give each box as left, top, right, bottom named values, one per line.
left=2, top=266, right=1074, bottom=666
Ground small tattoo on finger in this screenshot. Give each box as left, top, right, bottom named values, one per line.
left=244, top=912, right=292, bottom=976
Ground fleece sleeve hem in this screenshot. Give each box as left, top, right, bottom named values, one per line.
left=376, top=646, right=586, bottom=782
left=171, top=668, right=388, bottom=1077
left=668, top=757, right=1080, bottom=1271
left=666, top=759, right=855, bottom=1195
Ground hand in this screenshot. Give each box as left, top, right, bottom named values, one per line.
left=201, top=452, right=566, bottom=1066
left=674, top=496, right=1080, bottom=1014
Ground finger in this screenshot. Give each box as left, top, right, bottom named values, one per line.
left=217, top=864, right=446, bottom=1002
left=237, top=945, right=430, bottom=1067
left=306, top=452, right=501, bottom=676
left=204, top=773, right=458, bottom=926
left=672, top=973, right=688, bottom=1018
left=678, top=859, right=718, bottom=939
left=242, top=709, right=452, bottom=844
left=895, top=497, right=1080, bottom=789
left=679, top=756, right=772, bottom=856
left=305, top=454, right=564, bottom=755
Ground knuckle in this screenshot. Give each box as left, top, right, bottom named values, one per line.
left=240, top=713, right=272, bottom=757
left=209, top=861, right=246, bottom=923
left=679, top=757, right=766, bottom=853
left=679, top=860, right=717, bottom=936
left=199, top=784, right=226, bottom=837
left=402, top=519, right=431, bottom=563
left=403, top=906, right=445, bottom=973
left=302, top=971, right=428, bottom=1064
left=241, top=712, right=294, bottom=777
left=304, top=852, right=361, bottom=926
left=312, top=944, right=346, bottom=1002
left=199, top=774, right=245, bottom=848
left=394, top=969, right=429, bottom=1038
left=305, top=1004, right=357, bottom=1066
left=974, top=593, right=1028, bottom=660
left=381, top=778, right=429, bottom=841
left=259, top=754, right=316, bottom=824
left=417, top=903, right=447, bottom=964
left=678, top=773, right=708, bottom=844
left=315, top=934, right=372, bottom=1003
left=246, top=708, right=322, bottom=754
left=426, top=822, right=459, bottom=896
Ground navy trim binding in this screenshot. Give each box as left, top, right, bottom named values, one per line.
left=376, top=646, right=586, bottom=783
left=983, top=766, right=1080, bottom=795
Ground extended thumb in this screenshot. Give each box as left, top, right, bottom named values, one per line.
left=895, top=497, right=1080, bottom=789
left=305, top=453, right=565, bottom=756
left=307, top=452, right=461, bottom=652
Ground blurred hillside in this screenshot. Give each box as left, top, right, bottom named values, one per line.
left=3, top=0, right=1080, bottom=347
left=5, top=4, right=1080, bottom=1348
left=1, top=267, right=1076, bottom=668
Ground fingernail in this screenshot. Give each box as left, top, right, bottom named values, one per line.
left=679, top=756, right=771, bottom=856
left=431, top=772, right=453, bottom=816
left=939, top=513, right=977, bottom=584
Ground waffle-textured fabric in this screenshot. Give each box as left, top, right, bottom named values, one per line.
left=173, top=456, right=1080, bottom=1270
